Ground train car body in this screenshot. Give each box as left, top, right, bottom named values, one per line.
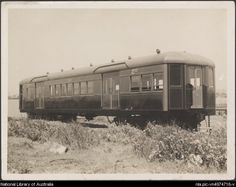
left=19, top=51, right=215, bottom=128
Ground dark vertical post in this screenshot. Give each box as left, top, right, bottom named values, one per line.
left=208, top=115, right=211, bottom=128
left=208, top=115, right=212, bottom=134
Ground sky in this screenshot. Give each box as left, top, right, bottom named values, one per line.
left=7, top=7, right=228, bottom=95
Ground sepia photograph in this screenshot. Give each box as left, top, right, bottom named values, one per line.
left=1, top=1, right=235, bottom=180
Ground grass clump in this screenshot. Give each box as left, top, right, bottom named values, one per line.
left=8, top=118, right=99, bottom=149
left=100, top=121, right=227, bottom=172
left=132, top=123, right=227, bottom=171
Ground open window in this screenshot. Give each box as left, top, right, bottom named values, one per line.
left=186, top=65, right=203, bottom=108
left=153, top=72, right=163, bottom=90
left=131, top=75, right=141, bottom=92
left=55, top=85, right=61, bottom=96
left=49, top=85, right=54, bottom=97
left=142, top=74, right=152, bottom=91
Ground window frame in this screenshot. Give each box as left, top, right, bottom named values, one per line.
left=169, top=64, right=182, bottom=87
left=55, top=84, right=61, bottom=96
left=67, top=83, right=73, bottom=96
left=153, top=72, right=164, bottom=91
left=87, top=81, right=94, bottom=94
left=26, top=88, right=29, bottom=99
left=73, top=82, right=80, bottom=95
left=120, top=76, right=130, bottom=93
left=130, top=75, right=141, bottom=92
left=61, top=84, right=67, bottom=96
left=208, top=67, right=214, bottom=88
left=49, top=85, right=54, bottom=97
left=141, top=74, right=153, bottom=92
left=80, top=81, right=88, bottom=95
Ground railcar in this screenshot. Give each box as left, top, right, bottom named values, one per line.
left=19, top=51, right=215, bottom=129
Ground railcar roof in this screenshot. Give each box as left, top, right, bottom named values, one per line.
left=20, top=51, right=214, bottom=84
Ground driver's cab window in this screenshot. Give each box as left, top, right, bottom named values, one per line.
left=187, top=66, right=202, bottom=88
left=208, top=67, right=214, bottom=88
left=188, top=67, right=195, bottom=87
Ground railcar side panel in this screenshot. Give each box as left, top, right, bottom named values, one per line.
left=119, top=64, right=165, bottom=111
left=19, top=52, right=216, bottom=123
left=44, top=95, right=101, bottom=110
left=206, top=66, right=216, bottom=110
left=168, top=64, right=184, bottom=109
left=102, top=72, right=120, bottom=109
left=21, top=83, right=35, bottom=111
left=120, top=64, right=164, bottom=76
left=202, top=66, right=208, bottom=108
left=35, top=82, right=45, bottom=109
left=38, top=73, right=102, bottom=113
left=120, top=92, right=163, bottom=110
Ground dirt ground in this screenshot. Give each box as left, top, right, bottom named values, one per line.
left=8, top=136, right=162, bottom=174
left=7, top=115, right=226, bottom=174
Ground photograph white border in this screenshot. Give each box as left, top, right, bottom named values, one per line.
left=1, top=1, right=235, bottom=180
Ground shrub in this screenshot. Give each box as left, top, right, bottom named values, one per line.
left=131, top=123, right=227, bottom=171
left=100, top=121, right=227, bottom=171
left=8, top=118, right=99, bottom=149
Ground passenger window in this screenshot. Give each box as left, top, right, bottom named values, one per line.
left=170, top=64, right=181, bottom=86
left=131, top=75, right=141, bottom=92
left=55, top=85, right=61, bottom=96
left=103, top=79, right=109, bottom=94
left=153, top=73, right=164, bottom=90
left=81, top=82, right=87, bottom=94
left=88, top=81, right=94, bottom=94
left=29, top=88, right=34, bottom=99
left=28, top=88, right=31, bottom=99
left=142, top=74, right=152, bottom=91
left=73, top=83, right=80, bottom=95
left=49, top=85, right=54, bottom=96
left=35, top=87, right=39, bottom=98
left=54, top=85, right=56, bottom=96
left=67, top=83, right=73, bottom=96
left=94, top=80, right=102, bottom=94
left=120, top=76, right=129, bottom=92
left=26, top=87, right=33, bottom=100
left=26, top=88, right=29, bottom=98
left=61, top=84, right=67, bottom=96
left=35, top=88, right=38, bottom=98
